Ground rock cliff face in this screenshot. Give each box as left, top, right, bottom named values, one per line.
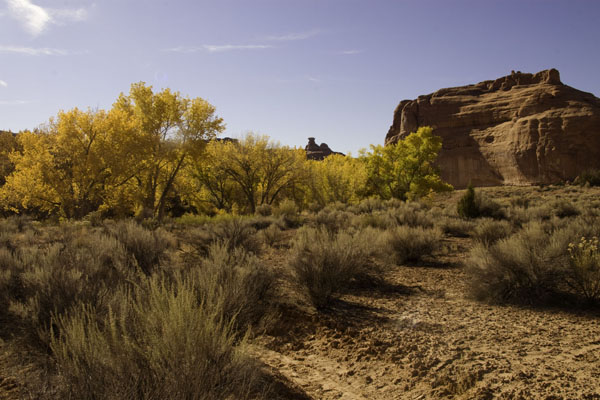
left=385, top=69, right=600, bottom=188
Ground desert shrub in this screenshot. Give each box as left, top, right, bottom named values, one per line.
left=289, top=227, right=378, bottom=308
left=457, top=185, right=505, bottom=219
left=383, top=198, right=404, bottom=209
left=259, top=223, right=286, bottom=248
left=273, top=199, right=301, bottom=228
left=386, top=203, right=434, bottom=228
left=244, top=216, right=273, bottom=231
left=466, top=222, right=569, bottom=304
left=106, top=221, right=174, bottom=275
left=457, top=185, right=478, bottom=218
left=6, top=230, right=130, bottom=351
left=255, top=204, right=272, bottom=217
left=192, top=244, right=275, bottom=333
left=351, top=212, right=390, bottom=230
left=508, top=204, right=554, bottom=225
left=439, top=216, right=474, bottom=237
left=273, top=199, right=297, bottom=218
left=381, top=226, right=443, bottom=265
left=509, top=196, right=530, bottom=209
left=574, top=169, right=600, bottom=186
left=51, top=275, right=263, bottom=400
left=553, top=200, right=580, bottom=218
left=313, top=209, right=353, bottom=233
left=182, top=218, right=262, bottom=261
left=472, top=219, right=513, bottom=246
left=565, top=236, right=600, bottom=301
left=208, top=218, right=261, bottom=254
left=356, top=197, right=386, bottom=214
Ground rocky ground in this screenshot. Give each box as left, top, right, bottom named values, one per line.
left=253, top=236, right=600, bottom=400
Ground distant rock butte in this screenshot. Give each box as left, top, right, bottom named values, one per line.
left=305, top=137, right=344, bottom=160
left=385, top=69, right=600, bottom=188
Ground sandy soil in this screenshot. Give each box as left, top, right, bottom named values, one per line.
left=253, top=237, right=600, bottom=400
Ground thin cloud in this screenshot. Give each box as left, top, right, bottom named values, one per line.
left=6, top=0, right=89, bottom=36
left=0, top=45, right=81, bottom=55
left=0, top=80, right=7, bottom=87
left=306, top=76, right=321, bottom=83
left=337, top=49, right=362, bottom=55
left=165, top=44, right=273, bottom=53
left=49, top=8, right=88, bottom=23
left=0, top=100, right=29, bottom=105
left=6, top=0, right=50, bottom=35
left=263, top=29, right=321, bottom=42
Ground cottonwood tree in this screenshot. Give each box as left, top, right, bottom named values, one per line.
left=113, top=82, right=224, bottom=219
left=360, top=126, right=453, bottom=200
left=308, top=154, right=367, bottom=206
left=188, top=134, right=308, bottom=213
left=0, top=108, right=129, bottom=218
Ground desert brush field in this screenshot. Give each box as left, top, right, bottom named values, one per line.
left=0, top=184, right=599, bottom=399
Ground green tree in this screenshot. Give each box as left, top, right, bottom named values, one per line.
left=360, top=126, right=452, bottom=200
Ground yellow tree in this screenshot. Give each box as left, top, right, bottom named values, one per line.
left=113, top=82, right=225, bottom=219
left=308, top=154, right=367, bottom=206
left=187, top=134, right=308, bottom=213
left=0, top=130, right=19, bottom=187
left=360, top=126, right=453, bottom=200
left=0, top=109, right=122, bottom=218
left=182, top=139, right=240, bottom=213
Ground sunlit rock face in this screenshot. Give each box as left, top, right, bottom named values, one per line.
left=385, top=69, right=600, bottom=188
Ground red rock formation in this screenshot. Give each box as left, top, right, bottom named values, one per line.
left=385, top=69, right=600, bottom=188
left=305, top=137, right=344, bottom=160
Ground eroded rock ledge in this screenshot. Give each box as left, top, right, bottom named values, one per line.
left=385, top=69, right=600, bottom=188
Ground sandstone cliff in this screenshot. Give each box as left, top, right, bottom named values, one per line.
left=385, top=69, right=600, bottom=188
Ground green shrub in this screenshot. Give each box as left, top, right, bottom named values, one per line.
left=51, top=275, right=264, bottom=400
left=457, top=185, right=478, bottom=218
left=574, top=169, right=600, bottom=186
left=289, top=227, right=378, bottom=308
left=381, top=226, right=443, bottom=265
left=472, top=219, right=513, bottom=246
left=457, top=185, right=505, bottom=219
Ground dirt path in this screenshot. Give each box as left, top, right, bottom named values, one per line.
left=254, top=251, right=600, bottom=399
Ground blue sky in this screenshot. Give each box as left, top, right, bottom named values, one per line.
left=1, top=0, right=599, bottom=154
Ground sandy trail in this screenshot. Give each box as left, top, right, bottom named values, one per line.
left=254, top=242, right=600, bottom=399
